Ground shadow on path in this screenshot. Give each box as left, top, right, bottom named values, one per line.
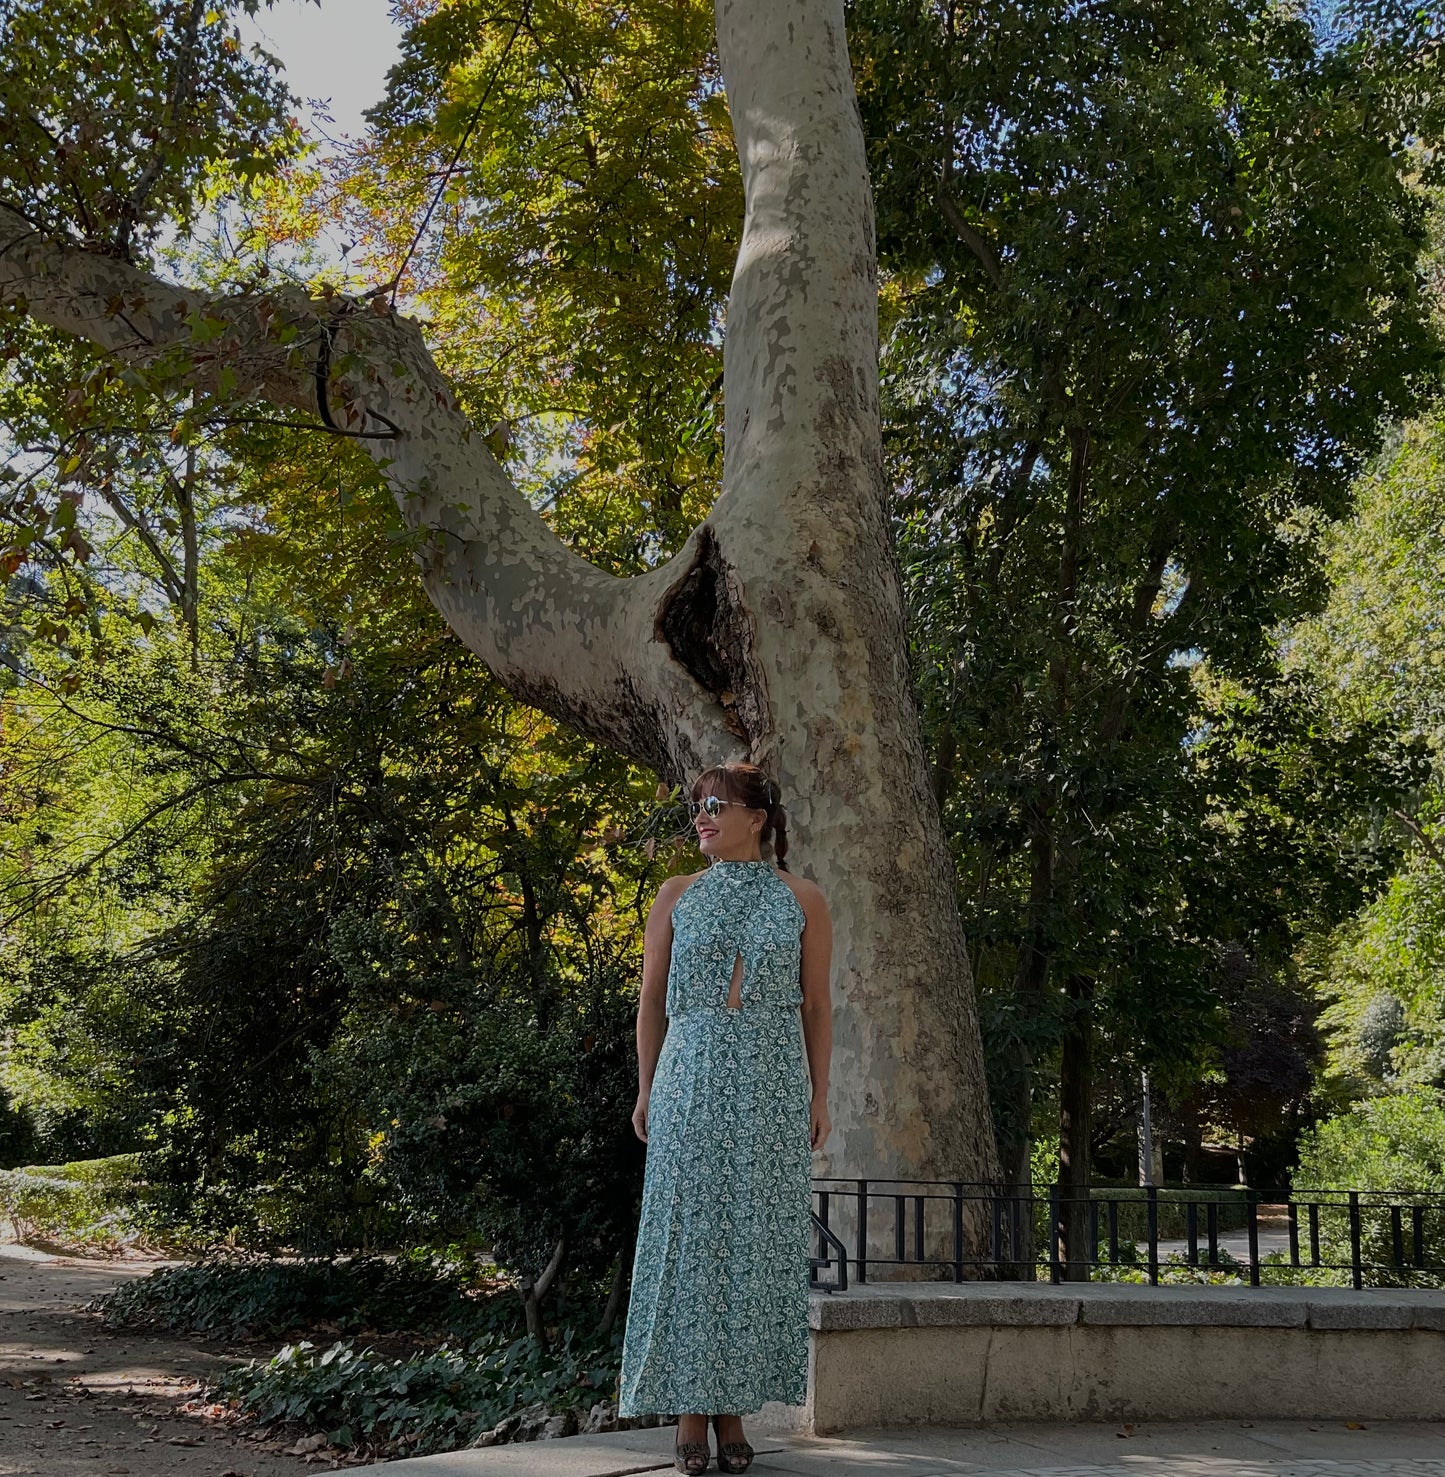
left=0, top=1243, right=367, bottom=1475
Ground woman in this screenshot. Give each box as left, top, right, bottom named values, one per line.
left=617, top=762, right=833, bottom=1474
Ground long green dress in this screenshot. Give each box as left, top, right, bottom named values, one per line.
left=617, top=857, right=812, bottom=1416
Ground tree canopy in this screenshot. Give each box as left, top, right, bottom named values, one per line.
left=847, top=0, right=1445, bottom=1199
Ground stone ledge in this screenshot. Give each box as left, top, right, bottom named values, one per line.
left=773, top=1285, right=1445, bottom=1432
left=809, top=1280, right=1445, bottom=1333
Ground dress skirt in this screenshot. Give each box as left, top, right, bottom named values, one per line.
left=616, top=1002, right=813, bottom=1415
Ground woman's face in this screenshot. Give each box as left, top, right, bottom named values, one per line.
left=693, top=787, right=762, bottom=860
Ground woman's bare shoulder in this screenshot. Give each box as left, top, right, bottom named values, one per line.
left=777, top=868, right=827, bottom=911
left=651, top=870, right=704, bottom=917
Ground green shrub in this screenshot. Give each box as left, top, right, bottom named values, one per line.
left=1291, top=1088, right=1445, bottom=1286
left=93, top=1249, right=625, bottom=1457
left=0, top=1153, right=149, bottom=1249
left=91, top=1247, right=512, bottom=1341
left=1295, top=1088, right=1445, bottom=1189
left=211, top=1324, right=621, bottom=1458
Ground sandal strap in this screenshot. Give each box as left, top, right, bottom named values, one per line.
left=710, top=1417, right=753, bottom=1471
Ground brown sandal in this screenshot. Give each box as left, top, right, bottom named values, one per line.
left=674, top=1432, right=710, bottom=1475
left=711, top=1414, right=754, bottom=1474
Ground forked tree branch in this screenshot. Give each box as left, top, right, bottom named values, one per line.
left=0, top=199, right=724, bottom=772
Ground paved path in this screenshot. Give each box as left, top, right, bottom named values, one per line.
left=0, top=1242, right=334, bottom=1475
left=1151, top=1231, right=1292, bottom=1265
left=381, top=1422, right=1445, bottom=1476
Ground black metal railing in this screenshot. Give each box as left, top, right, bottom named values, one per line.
left=807, top=1179, right=1445, bottom=1292
left=808, top=1211, right=849, bottom=1292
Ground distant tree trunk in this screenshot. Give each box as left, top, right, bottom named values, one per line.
left=596, top=1241, right=629, bottom=1337
left=996, top=809, right=1054, bottom=1277
left=0, top=0, right=1000, bottom=1194
left=1057, top=973, right=1095, bottom=1281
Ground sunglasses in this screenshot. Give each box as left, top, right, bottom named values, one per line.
left=685, top=795, right=756, bottom=820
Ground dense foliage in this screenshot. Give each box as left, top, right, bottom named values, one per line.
left=0, top=413, right=661, bottom=1283
left=212, top=1322, right=623, bottom=1459
left=97, top=1247, right=499, bottom=1340
left=0, top=1152, right=143, bottom=1248
left=850, top=0, right=1445, bottom=1195
left=93, top=1249, right=628, bottom=1457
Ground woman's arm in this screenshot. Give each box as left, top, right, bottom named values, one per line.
left=632, top=875, right=687, bottom=1142
left=798, top=881, right=834, bottom=1151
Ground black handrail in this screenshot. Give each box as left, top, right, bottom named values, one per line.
left=808, top=1209, right=849, bottom=1293
left=809, top=1179, right=1445, bottom=1289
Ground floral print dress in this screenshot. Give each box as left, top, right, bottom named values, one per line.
left=616, top=858, right=812, bottom=1416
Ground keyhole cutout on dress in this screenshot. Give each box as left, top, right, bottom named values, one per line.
left=726, top=950, right=744, bottom=1010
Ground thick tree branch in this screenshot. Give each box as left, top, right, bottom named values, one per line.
left=0, top=200, right=727, bottom=776
left=939, top=189, right=1005, bottom=290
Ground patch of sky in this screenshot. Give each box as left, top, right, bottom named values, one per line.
left=151, top=2, right=403, bottom=278
left=1157, top=560, right=1190, bottom=621
left=1181, top=716, right=1212, bottom=752
left=237, top=0, right=402, bottom=150
left=1308, top=0, right=1361, bottom=51
left=638, top=529, right=668, bottom=569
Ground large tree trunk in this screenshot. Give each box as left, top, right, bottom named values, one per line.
left=0, top=0, right=999, bottom=1197
left=706, top=0, right=997, bottom=1193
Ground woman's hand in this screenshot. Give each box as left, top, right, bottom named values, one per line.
left=810, top=1091, right=831, bottom=1151
left=632, top=1091, right=650, bottom=1143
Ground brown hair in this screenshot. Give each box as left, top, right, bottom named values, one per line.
left=690, top=762, right=791, bottom=872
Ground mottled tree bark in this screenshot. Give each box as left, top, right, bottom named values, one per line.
left=0, top=0, right=999, bottom=1194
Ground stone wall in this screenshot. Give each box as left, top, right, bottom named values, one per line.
left=758, top=1282, right=1445, bottom=1433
